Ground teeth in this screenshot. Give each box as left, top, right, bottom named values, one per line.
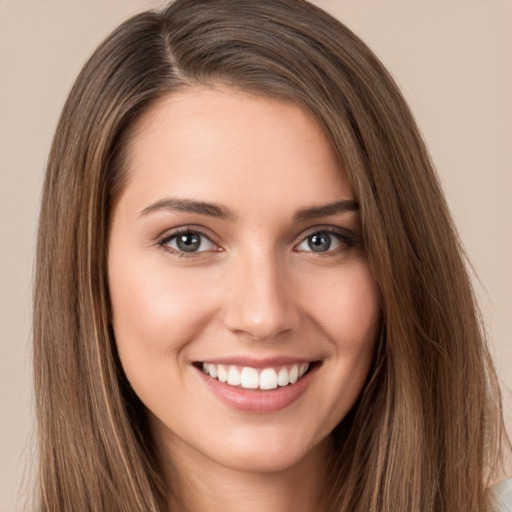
left=259, top=368, right=278, bottom=390
left=277, top=367, right=289, bottom=387
left=217, top=365, right=227, bottom=383
left=208, top=364, right=217, bottom=379
left=289, top=364, right=299, bottom=384
left=240, top=367, right=259, bottom=389
left=202, top=362, right=310, bottom=390
left=227, top=366, right=241, bottom=386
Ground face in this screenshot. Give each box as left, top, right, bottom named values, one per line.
left=108, top=87, right=380, bottom=476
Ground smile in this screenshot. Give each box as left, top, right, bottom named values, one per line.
left=202, top=362, right=310, bottom=390
left=195, top=358, right=320, bottom=413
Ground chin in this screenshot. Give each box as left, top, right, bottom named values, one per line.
left=206, top=428, right=330, bottom=475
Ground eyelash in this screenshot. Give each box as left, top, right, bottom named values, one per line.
left=157, top=226, right=358, bottom=259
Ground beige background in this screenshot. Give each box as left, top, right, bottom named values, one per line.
left=1, top=1, right=511, bottom=510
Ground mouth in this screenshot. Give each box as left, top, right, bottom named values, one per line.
left=199, top=361, right=312, bottom=390
left=193, top=359, right=320, bottom=413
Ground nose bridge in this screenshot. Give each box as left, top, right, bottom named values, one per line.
left=222, top=245, right=298, bottom=341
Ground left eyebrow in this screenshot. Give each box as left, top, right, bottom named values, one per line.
left=292, top=199, right=359, bottom=222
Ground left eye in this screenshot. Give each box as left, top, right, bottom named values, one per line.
left=296, top=231, right=345, bottom=253
left=162, top=231, right=216, bottom=253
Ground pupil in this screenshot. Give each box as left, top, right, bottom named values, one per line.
left=177, top=233, right=201, bottom=252
left=309, top=233, right=330, bottom=252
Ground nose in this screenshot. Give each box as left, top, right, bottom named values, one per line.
left=222, top=250, right=300, bottom=341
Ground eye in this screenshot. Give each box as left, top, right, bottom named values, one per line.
left=160, top=229, right=216, bottom=254
left=295, top=229, right=353, bottom=253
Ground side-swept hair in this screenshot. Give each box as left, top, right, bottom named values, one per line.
left=34, top=1, right=507, bottom=510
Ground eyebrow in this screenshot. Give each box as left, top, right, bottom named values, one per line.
left=292, top=199, right=359, bottom=222
left=139, top=198, right=237, bottom=221
left=139, top=197, right=359, bottom=222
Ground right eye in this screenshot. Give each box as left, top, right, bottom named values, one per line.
left=160, top=229, right=217, bottom=254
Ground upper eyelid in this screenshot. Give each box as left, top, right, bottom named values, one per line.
left=299, top=225, right=351, bottom=235
left=294, top=225, right=355, bottom=243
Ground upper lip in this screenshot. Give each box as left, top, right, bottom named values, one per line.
left=196, top=356, right=317, bottom=369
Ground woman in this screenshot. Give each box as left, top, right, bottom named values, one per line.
left=33, top=0, right=510, bottom=510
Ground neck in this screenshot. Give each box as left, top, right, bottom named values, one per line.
left=162, top=437, right=332, bottom=512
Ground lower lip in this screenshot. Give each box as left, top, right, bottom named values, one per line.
left=196, top=365, right=317, bottom=413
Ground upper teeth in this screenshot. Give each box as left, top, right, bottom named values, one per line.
left=202, top=363, right=310, bottom=390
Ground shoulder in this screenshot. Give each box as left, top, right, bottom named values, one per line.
left=489, top=478, right=512, bottom=512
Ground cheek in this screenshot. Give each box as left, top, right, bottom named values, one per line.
left=309, top=264, right=380, bottom=423
left=303, top=261, right=379, bottom=403
left=108, top=256, right=217, bottom=374
left=108, top=258, right=222, bottom=418
left=303, top=261, right=380, bottom=348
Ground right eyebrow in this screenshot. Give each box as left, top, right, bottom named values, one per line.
left=139, top=197, right=238, bottom=222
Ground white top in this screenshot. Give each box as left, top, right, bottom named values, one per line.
left=490, top=479, right=512, bottom=512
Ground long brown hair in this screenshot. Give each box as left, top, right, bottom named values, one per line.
left=33, top=1, right=507, bottom=510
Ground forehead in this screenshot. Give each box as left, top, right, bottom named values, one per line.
left=120, top=86, right=353, bottom=215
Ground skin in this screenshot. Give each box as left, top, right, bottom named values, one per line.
left=108, top=86, right=380, bottom=512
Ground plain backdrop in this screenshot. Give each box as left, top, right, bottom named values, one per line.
left=1, top=1, right=511, bottom=510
